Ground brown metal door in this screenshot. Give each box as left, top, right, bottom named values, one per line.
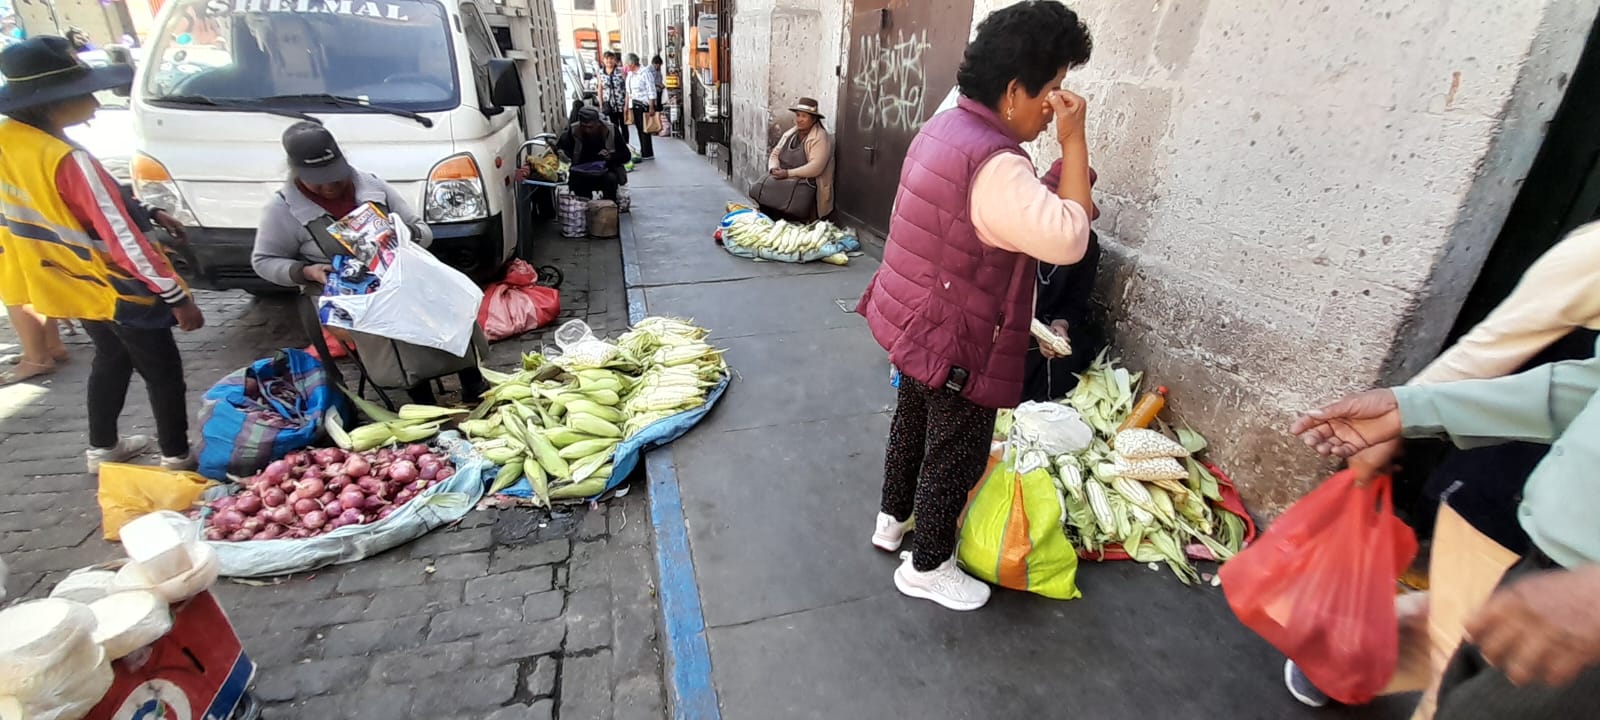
left=834, top=0, right=973, bottom=236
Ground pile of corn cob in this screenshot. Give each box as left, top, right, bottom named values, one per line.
left=327, top=402, right=466, bottom=452
left=722, top=216, right=853, bottom=265
left=458, top=317, right=726, bottom=506
left=1049, top=355, right=1250, bottom=584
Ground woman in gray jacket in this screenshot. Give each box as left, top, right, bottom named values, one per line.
left=252, top=122, right=487, bottom=404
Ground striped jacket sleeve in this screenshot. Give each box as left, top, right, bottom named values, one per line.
left=56, top=150, right=189, bottom=306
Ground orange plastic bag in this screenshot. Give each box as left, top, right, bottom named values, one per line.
left=1218, top=470, right=1417, bottom=704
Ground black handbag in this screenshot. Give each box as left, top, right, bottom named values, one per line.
left=749, top=175, right=818, bottom=221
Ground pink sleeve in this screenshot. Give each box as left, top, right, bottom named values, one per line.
left=970, top=154, right=1090, bottom=265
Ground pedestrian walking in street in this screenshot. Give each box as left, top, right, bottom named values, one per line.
left=857, top=0, right=1094, bottom=611
left=1282, top=219, right=1600, bottom=715
left=251, top=121, right=488, bottom=405
left=625, top=53, right=656, bottom=160
left=0, top=36, right=204, bottom=472
left=1290, top=345, right=1600, bottom=719
left=650, top=55, right=666, bottom=106
left=755, top=97, right=833, bottom=222
left=598, top=52, right=629, bottom=152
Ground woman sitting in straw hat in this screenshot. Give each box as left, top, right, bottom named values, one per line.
left=756, top=97, right=835, bottom=222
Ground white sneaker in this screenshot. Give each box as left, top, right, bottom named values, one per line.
left=85, top=435, right=153, bottom=473
left=893, top=553, right=991, bottom=611
left=160, top=454, right=197, bottom=471
left=871, top=512, right=912, bottom=552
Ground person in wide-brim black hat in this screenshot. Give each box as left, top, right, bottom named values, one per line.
left=0, top=34, right=130, bottom=114
left=0, top=35, right=207, bottom=472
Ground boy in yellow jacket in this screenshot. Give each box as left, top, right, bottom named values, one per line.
left=0, top=36, right=205, bottom=471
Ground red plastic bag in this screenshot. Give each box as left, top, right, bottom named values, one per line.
left=477, top=260, right=560, bottom=342
left=1218, top=470, right=1418, bottom=704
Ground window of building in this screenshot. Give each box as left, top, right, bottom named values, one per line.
left=573, top=0, right=595, bottom=10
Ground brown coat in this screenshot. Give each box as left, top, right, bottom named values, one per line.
left=767, top=126, right=834, bottom=217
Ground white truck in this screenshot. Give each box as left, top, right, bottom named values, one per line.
left=129, top=0, right=565, bottom=292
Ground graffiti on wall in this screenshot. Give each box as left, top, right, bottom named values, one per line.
left=851, top=28, right=932, bottom=133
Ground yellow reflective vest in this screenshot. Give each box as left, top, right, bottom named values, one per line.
left=0, top=119, right=186, bottom=325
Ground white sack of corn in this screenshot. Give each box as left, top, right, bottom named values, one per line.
left=1009, top=402, right=1093, bottom=456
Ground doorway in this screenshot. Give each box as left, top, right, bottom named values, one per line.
left=833, top=0, right=973, bottom=236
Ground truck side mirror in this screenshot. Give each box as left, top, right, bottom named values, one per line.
left=488, top=58, right=525, bottom=108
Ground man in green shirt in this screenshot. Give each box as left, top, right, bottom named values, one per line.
left=1292, top=346, right=1600, bottom=717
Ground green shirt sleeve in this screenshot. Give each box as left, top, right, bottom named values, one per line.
left=1394, top=348, right=1600, bottom=568
left=1394, top=354, right=1600, bottom=447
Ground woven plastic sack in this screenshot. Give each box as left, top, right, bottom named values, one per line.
left=957, top=450, right=1081, bottom=600
left=476, top=259, right=561, bottom=342
left=196, top=349, right=346, bottom=482
left=1219, top=470, right=1418, bottom=704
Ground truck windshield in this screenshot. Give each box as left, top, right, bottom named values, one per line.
left=142, top=0, right=458, bottom=113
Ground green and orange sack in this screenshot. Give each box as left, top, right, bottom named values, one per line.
left=957, top=451, right=1081, bottom=600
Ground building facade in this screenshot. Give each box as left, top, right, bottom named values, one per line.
left=553, top=0, right=627, bottom=63
left=625, top=0, right=1600, bottom=514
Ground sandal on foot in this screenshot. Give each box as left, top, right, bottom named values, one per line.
left=0, top=360, right=57, bottom=386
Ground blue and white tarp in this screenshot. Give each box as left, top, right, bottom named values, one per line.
left=497, top=376, right=730, bottom=502
left=207, top=432, right=490, bottom=578
left=718, top=209, right=861, bottom=264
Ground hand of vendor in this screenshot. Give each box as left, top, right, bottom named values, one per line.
left=303, top=263, right=334, bottom=285
left=152, top=209, right=188, bottom=245
left=771, top=168, right=790, bottom=180
left=172, top=299, right=205, bottom=332
left=1466, top=565, right=1600, bottom=688
left=1289, top=388, right=1402, bottom=459
left=1039, top=319, right=1071, bottom=359
left=515, top=165, right=531, bottom=183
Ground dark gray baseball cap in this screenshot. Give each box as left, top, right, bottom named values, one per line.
left=282, top=121, right=353, bottom=184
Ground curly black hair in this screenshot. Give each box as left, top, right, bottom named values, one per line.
left=957, top=1, right=1092, bottom=109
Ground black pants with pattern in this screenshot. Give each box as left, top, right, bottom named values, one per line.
left=880, top=375, right=996, bottom=571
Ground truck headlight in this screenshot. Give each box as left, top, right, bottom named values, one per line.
left=425, top=154, right=488, bottom=223
left=130, top=154, right=198, bottom=226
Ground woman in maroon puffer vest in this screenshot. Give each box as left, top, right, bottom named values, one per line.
left=857, top=0, right=1097, bottom=611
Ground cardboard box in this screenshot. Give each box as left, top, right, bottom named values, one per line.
left=85, top=591, right=256, bottom=720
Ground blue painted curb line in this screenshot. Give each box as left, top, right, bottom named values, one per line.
left=618, top=211, right=723, bottom=720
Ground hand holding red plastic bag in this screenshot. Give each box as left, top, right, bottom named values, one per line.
left=1218, top=469, right=1418, bottom=704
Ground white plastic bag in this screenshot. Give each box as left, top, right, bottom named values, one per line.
left=319, top=235, right=483, bottom=357
left=1009, top=402, right=1094, bottom=456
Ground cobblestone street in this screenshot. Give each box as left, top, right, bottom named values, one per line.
left=0, top=231, right=665, bottom=719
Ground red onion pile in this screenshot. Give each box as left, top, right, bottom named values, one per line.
left=200, top=444, right=455, bottom=542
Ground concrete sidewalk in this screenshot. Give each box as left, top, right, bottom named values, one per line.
left=623, top=139, right=1416, bottom=720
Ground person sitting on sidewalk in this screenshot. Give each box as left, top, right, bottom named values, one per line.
left=757, top=97, right=834, bottom=223
left=252, top=121, right=488, bottom=405
left=1291, top=347, right=1600, bottom=719
left=556, top=106, right=630, bottom=202
left=0, top=36, right=205, bottom=471
left=1284, top=219, right=1600, bottom=712
left=857, top=0, right=1093, bottom=612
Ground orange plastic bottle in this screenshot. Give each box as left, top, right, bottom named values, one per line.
left=1118, top=386, right=1168, bottom=431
